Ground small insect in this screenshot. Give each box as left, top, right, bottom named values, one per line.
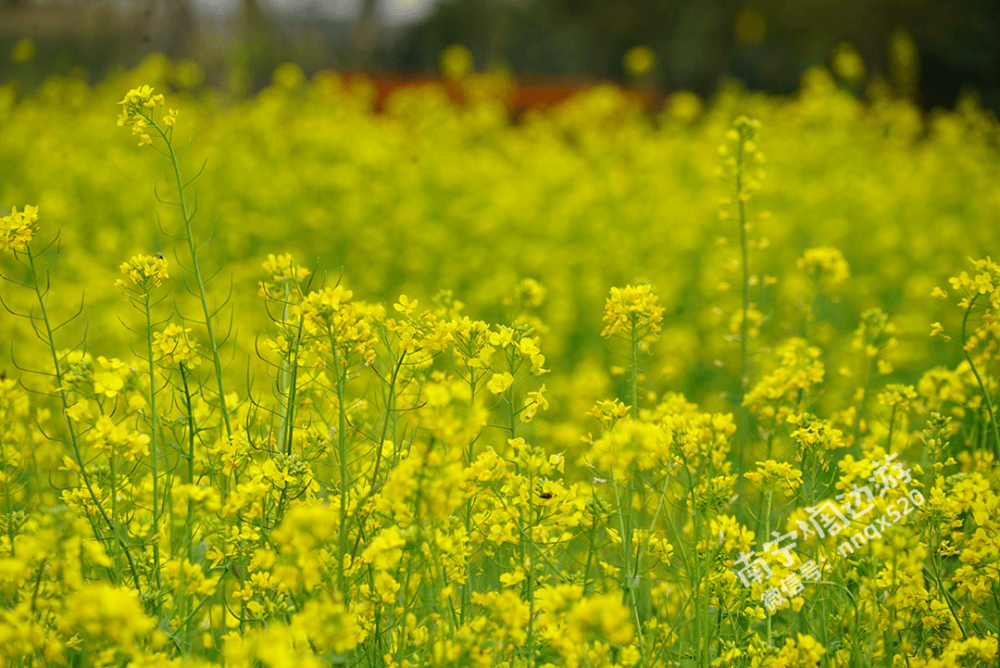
left=156, top=252, right=164, bottom=259
left=539, top=491, right=553, bottom=500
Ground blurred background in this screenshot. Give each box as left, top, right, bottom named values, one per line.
left=1, top=0, right=999, bottom=113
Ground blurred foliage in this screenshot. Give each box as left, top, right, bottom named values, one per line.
left=397, top=0, right=1000, bottom=111
left=2, top=62, right=1000, bottom=666
left=1, top=55, right=999, bottom=424
left=399, top=0, right=1000, bottom=108
left=1, top=0, right=999, bottom=112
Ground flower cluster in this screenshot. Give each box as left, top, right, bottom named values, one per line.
left=0, top=205, right=38, bottom=253
left=600, top=284, right=665, bottom=341
left=744, top=459, right=803, bottom=497
left=797, top=246, right=850, bottom=287
left=116, top=85, right=176, bottom=146
left=115, top=253, right=169, bottom=296
left=152, top=323, right=201, bottom=368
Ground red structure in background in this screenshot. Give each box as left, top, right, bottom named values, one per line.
left=344, top=74, right=660, bottom=116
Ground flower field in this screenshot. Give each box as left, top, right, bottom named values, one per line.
left=1, top=56, right=999, bottom=667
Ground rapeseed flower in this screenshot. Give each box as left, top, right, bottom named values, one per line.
left=0, top=64, right=997, bottom=668
left=0, top=205, right=38, bottom=253
left=115, top=253, right=169, bottom=295
left=601, top=284, right=664, bottom=341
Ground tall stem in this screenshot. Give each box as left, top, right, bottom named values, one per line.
left=736, top=138, right=750, bottom=398
left=734, top=130, right=753, bottom=498
left=143, top=295, right=163, bottom=603
left=764, top=489, right=773, bottom=646
left=630, top=323, right=640, bottom=420
left=150, top=120, right=232, bottom=438
left=334, top=350, right=350, bottom=599
left=961, top=295, right=1000, bottom=461
left=24, top=248, right=142, bottom=592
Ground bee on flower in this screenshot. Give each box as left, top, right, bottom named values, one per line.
left=115, top=253, right=169, bottom=297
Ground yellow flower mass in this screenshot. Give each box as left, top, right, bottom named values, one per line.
left=0, top=60, right=997, bottom=668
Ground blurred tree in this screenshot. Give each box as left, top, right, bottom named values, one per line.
left=392, top=0, right=1000, bottom=111
left=352, top=0, right=382, bottom=69
left=230, top=0, right=279, bottom=91
left=141, top=0, right=199, bottom=56
left=1, top=0, right=998, bottom=112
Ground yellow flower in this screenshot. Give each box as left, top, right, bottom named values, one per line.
left=831, top=43, right=865, bottom=82
left=116, top=253, right=169, bottom=295
left=295, top=594, right=366, bottom=654
left=767, top=634, right=826, bottom=668
left=878, top=383, right=918, bottom=411
left=601, top=284, right=664, bottom=340
left=797, top=246, right=850, bottom=286
left=88, top=416, right=150, bottom=462
left=488, top=327, right=514, bottom=348
left=152, top=323, right=201, bottom=368
left=787, top=413, right=844, bottom=469
left=65, top=399, right=91, bottom=423
left=563, top=591, right=635, bottom=647
left=523, top=384, right=548, bottom=421
left=59, top=584, right=160, bottom=655
left=440, top=44, right=473, bottom=80
left=487, top=371, right=514, bottom=395
left=117, top=85, right=163, bottom=118
left=361, top=526, right=407, bottom=572
left=92, top=371, right=124, bottom=398
left=295, top=285, right=379, bottom=366
left=10, top=38, right=35, bottom=63
left=259, top=252, right=310, bottom=297
left=499, top=567, right=525, bottom=588
left=394, top=294, right=418, bottom=315
left=744, top=459, right=803, bottom=497
left=0, top=204, right=39, bottom=253
left=116, top=85, right=167, bottom=146
left=623, top=46, right=656, bottom=77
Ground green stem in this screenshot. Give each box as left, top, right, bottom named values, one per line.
left=961, top=295, right=1000, bottom=462
left=179, top=363, right=197, bottom=644
left=764, top=489, right=773, bottom=647
left=630, top=323, right=639, bottom=419
left=143, top=295, right=163, bottom=605
left=24, top=248, right=142, bottom=593
left=109, top=449, right=119, bottom=577
left=735, top=132, right=752, bottom=498
left=331, top=338, right=350, bottom=600
left=932, top=547, right=968, bottom=639
left=150, top=119, right=232, bottom=438
left=525, top=474, right=537, bottom=666
left=507, top=355, right=518, bottom=439
left=277, top=284, right=305, bottom=456
left=736, top=135, right=750, bottom=395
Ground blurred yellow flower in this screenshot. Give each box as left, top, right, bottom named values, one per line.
left=623, top=46, right=656, bottom=77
